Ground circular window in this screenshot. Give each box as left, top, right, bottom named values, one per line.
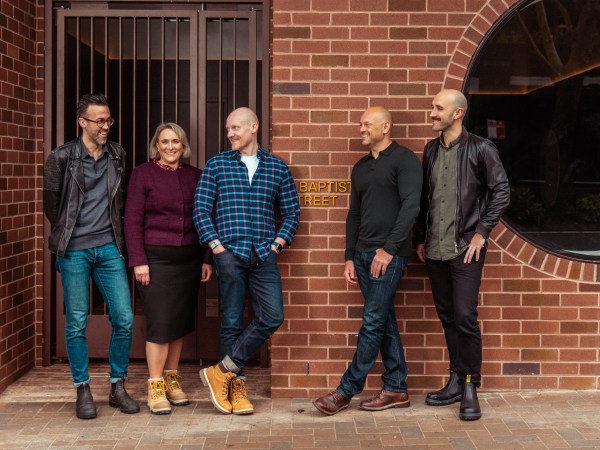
left=465, top=0, right=600, bottom=262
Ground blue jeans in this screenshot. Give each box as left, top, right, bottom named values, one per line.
left=56, top=242, right=133, bottom=386
left=213, top=250, right=284, bottom=372
left=338, top=251, right=410, bottom=398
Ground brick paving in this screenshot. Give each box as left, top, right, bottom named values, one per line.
left=1, top=363, right=600, bottom=449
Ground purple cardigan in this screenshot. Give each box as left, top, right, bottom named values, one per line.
left=124, top=161, right=209, bottom=267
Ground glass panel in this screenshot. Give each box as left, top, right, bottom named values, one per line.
left=205, top=18, right=255, bottom=157
left=466, top=0, right=600, bottom=261
left=178, top=19, right=191, bottom=136
left=134, top=18, right=149, bottom=168
left=93, top=17, right=106, bottom=93
left=79, top=18, right=91, bottom=98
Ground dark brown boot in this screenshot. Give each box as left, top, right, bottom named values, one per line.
left=312, top=391, right=351, bottom=416
left=109, top=377, right=140, bottom=414
left=359, top=390, right=410, bottom=411
left=76, top=383, right=97, bottom=419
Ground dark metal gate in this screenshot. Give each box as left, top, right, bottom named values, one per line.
left=46, top=2, right=269, bottom=362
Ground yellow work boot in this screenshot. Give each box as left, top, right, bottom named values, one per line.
left=199, top=364, right=236, bottom=414
left=147, top=378, right=171, bottom=415
left=229, top=378, right=254, bottom=415
left=164, top=370, right=189, bottom=406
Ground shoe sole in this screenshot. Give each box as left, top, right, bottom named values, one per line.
left=76, top=412, right=97, bottom=419
left=168, top=399, right=190, bottom=406
left=425, top=395, right=462, bottom=406
left=148, top=405, right=172, bottom=415
left=312, top=400, right=349, bottom=416
left=359, top=400, right=410, bottom=411
left=232, top=408, right=254, bottom=415
left=199, top=369, right=232, bottom=415
left=459, top=413, right=482, bottom=421
left=109, top=400, right=140, bottom=414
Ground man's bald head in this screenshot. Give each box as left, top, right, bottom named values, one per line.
left=431, top=89, right=468, bottom=137
left=359, top=106, right=393, bottom=153
left=226, top=107, right=260, bottom=154
left=227, top=107, right=259, bottom=126
left=437, top=89, right=468, bottom=112
left=363, top=106, right=393, bottom=127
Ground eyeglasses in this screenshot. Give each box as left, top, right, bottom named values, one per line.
left=80, top=116, right=115, bottom=128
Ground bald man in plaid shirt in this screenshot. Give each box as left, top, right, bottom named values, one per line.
left=193, top=107, right=300, bottom=415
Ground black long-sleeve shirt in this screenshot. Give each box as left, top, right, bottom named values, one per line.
left=345, top=141, right=423, bottom=260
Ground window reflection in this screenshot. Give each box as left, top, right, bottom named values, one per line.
left=466, top=0, right=600, bottom=261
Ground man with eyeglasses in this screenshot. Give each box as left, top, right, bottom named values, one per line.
left=44, top=93, right=139, bottom=419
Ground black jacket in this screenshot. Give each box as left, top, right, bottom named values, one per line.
left=416, top=130, right=510, bottom=248
left=43, top=136, right=126, bottom=256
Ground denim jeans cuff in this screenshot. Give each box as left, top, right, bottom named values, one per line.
left=222, top=355, right=240, bottom=373
left=73, top=379, right=91, bottom=388
left=110, top=374, right=128, bottom=384
left=382, top=387, right=407, bottom=393
left=335, top=387, right=352, bottom=399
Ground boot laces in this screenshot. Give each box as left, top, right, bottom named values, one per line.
left=150, top=380, right=167, bottom=400
left=166, top=372, right=182, bottom=390
left=232, top=380, right=248, bottom=402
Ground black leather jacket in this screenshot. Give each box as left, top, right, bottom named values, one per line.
left=416, top=130, right=510, bottom=249
left=43, top=137, right=126, bottom=256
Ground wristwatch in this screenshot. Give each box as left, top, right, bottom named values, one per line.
left=272, top=241, right=283, bottom=253
left=209, top=239, right=221, bottom=250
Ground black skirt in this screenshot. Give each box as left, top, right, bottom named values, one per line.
left=138, top=245, right=202, bottom=343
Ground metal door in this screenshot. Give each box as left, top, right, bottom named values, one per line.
left=51, top=4, right=268, bottom=362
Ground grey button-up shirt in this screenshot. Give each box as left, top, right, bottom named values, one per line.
left=425, top=134, right=467, bottom=260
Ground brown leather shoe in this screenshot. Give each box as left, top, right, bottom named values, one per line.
left=312, top=390, right=351, bottom=416
left=359, top=390, right=410, bottom=411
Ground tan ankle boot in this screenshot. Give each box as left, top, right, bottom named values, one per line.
left=164, top=370, right=189, bottom=406
left=199, top=365, right=235, bottom=414
left=229, top=378, right=254, bottom=415
left=147, top=378, right=171, bottom=415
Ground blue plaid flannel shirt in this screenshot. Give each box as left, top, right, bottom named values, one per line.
left=193, top=148, right=300, bottom=262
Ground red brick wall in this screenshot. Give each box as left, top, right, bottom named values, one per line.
left=0, top=0, right=44, bottom=393
left=270, top=0, right=600, bottom=397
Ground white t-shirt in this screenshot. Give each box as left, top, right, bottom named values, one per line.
left=241, top=154, right=259, bottom=184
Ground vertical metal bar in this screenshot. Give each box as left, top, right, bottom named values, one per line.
left=249, top=11, right=257, bottom=113
left=161, top=17, right=165, bottom=123
left=133, top=18, right=137, bottom=166
left=119, top=17, right=123, bottom=145
left=104, top=18, right=108, bottom=99
left=91, top=17, right=94, bottom=93
left=45, top=5, right=62, bottom=365
left=261, top=2, right=270, bottom=150
left=195, top=13, right=203, bottom=168
left=233, top=18, right=236, bottom=109
left=76, top=18, right=80, bottom=137
left=147, top=17, right=151, bottom=143
left=218, top=19, right=223, bottom=151
left=57, top=15, right=66, bottom=146
left=175, top=17, right=179, bottom=124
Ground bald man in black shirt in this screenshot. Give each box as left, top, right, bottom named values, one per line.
left=313, top=107, right=422, bottom=415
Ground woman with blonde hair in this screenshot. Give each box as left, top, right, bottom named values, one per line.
left=124, top=123, right=212, bottom=414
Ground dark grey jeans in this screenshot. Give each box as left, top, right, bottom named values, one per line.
left=425, top=247, right=486, bottom=386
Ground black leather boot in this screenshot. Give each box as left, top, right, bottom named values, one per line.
left=459, top=381, right=481, bottom=421
left=76, top=383, right=97, bottom=419
left=426, top=370, right=463, bottom=406
left=109, top=377, right=140, bottom=414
